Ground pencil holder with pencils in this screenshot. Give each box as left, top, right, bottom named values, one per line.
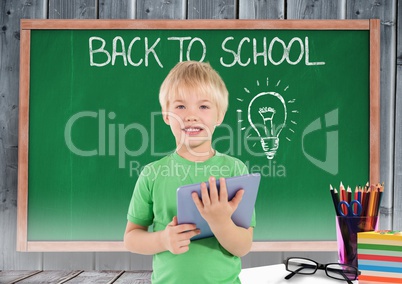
left=330, top=182, right=383, bottom=268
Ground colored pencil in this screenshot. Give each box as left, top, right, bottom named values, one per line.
left=347, top=186, right=352, bottom=203
left=329, top=182, right=384, bottom=228
left=330, top=185, right=340, bottom=216
left=357, top=186, right=362, bottom=204
left=340, top=182, right=347, bottom=213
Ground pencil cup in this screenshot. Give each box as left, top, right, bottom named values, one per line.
left=336, top=216, right=379, bottom=268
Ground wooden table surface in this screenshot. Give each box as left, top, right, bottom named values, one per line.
left=0, top=270, right=152, bottom=284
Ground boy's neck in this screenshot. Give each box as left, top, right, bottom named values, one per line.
left=176, top=147, right=216, bottom=162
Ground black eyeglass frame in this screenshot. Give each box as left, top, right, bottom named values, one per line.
left=284, top=257, right=360, bottom=284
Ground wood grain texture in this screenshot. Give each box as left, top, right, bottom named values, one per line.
left=393, top=0, right=402, bottom=231
left=0, top=271, right=152, bottom=283
left=98, top=0, right=136, bottom=19
left=0, top=271, right=41, bottom=284
left=0, top=0, right=45, bottom=270
left=347, top=0, right=397, bottom=230
left=16, top=270, right=83, bottom=283
left=239, top=0, right=285, bottom=19
left=136, top=0, right=185, bottom=19
left=187, top=0, right=236, bottom=19
left=287, top=0, right=345, bottom=19
left=63, top=270, right=123, bottom=284
left=49, top=0, right=97, bottom=19
left=113, top=271, right=152, bottom=283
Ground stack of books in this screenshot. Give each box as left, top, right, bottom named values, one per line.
left=357, top=230, right=402, bottom=283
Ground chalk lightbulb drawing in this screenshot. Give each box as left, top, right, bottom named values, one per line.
left=248, top=92, right=287, bottom=159
left=237, top=78, right=297, bottom=159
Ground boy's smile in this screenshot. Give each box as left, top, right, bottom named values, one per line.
left=183, top=126, right=203, bottom=136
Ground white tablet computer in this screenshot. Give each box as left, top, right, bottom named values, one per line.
left=176, top=173, right=261, bottom=240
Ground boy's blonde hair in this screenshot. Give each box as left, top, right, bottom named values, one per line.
left=159, top=61, right=228, bottom=119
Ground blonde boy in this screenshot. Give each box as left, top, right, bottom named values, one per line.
left=124, top=61, right=254, bottom=283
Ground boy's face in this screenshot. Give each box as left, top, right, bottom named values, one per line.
left=163, top=92, right=223, bottom=157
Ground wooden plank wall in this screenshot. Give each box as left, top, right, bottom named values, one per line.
left=0, top=0, right=399, bottom=270
left=395, top=0, right=402, bottom=231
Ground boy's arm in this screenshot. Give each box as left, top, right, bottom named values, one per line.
left=209, top=219, right=254, bottom=257
left=192, top=176, right=253, bottom=257
left=124, top=217, right=200, bottom=255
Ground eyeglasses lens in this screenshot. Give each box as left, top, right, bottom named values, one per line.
left=287, top=258, right=317, bottom=275
left=326, top=264, right=357, bottom=281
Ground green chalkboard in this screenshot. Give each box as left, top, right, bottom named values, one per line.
left=18, top=20, right=380, bottom=251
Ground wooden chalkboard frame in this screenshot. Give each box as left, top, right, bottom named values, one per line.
left=17, top=19, right=380, bottom=252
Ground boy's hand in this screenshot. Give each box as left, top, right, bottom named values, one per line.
left=192, top=176, right=244, bottom=229
left=162, top=216, right=200, bottom=254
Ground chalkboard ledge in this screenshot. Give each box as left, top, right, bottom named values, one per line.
left=18, top=241, right=337, bottom=252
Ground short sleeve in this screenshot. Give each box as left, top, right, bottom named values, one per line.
left=127, top=165, right=154, bottom=227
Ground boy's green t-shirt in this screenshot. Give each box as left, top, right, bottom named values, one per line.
left=127, top=151, right=255, bottom=284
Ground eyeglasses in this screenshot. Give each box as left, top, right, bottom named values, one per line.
left=284, top=257, right=360, bottom=284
